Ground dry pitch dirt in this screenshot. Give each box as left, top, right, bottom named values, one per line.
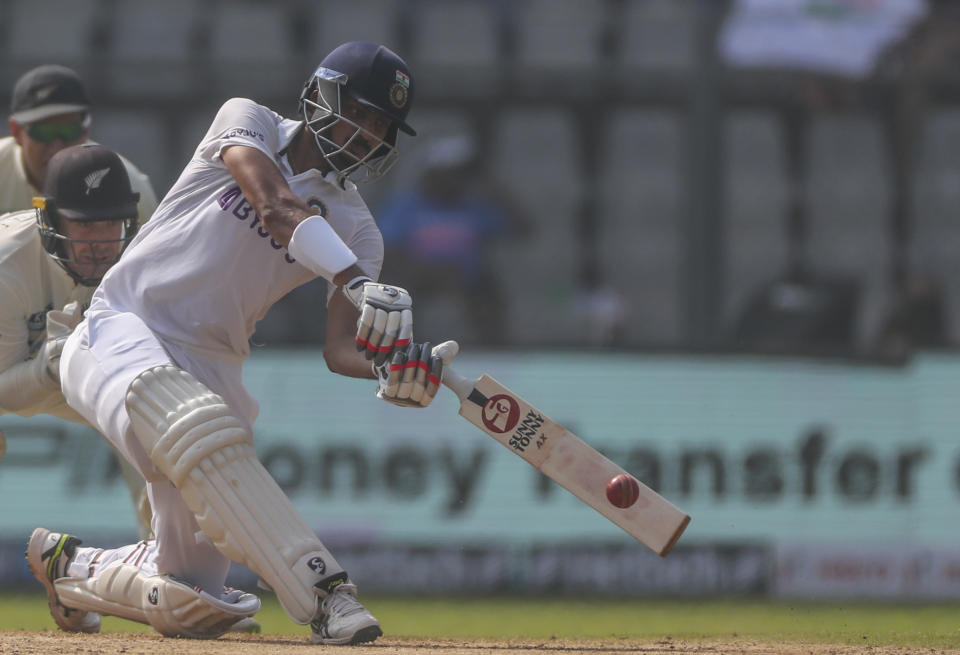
left=1, top=633, right=959, bottom=655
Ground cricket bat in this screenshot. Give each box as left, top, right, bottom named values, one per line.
left=433, top=341, right=690, bottom=556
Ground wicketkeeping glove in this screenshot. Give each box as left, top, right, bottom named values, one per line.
left=40, top=301, right=84, bottom=385
left=373, top=341, right=444, bottom=408
left=342, top=276, right=413, bottom=366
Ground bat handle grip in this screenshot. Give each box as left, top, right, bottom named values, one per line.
left=432, top=340, right=474, bottom=402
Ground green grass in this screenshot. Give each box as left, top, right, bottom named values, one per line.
left=3, top=593, right=960, bottom=649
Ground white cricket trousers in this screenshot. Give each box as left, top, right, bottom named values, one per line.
left=61, top=309, right=258, bottom=595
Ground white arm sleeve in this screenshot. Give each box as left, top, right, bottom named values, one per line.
left=324, top=216, right=383, bottom=305
left=286, top=216, right=358, bottom=283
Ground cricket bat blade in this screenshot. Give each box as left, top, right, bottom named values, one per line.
left=433, top=341, right=690, bottom=556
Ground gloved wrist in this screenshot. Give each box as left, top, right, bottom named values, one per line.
left=349, top=280, right=414, bottom=364
left=343, top=276, right=373, bottom=309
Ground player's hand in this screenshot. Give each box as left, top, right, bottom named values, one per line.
left=373, top=341, right=443, bottom=408
left=342, top=276, right=413, bottom=365
left=39, top=301, right=83, bottom=385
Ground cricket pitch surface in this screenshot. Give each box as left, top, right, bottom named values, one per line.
left=2, top=633, right=958, bottom=654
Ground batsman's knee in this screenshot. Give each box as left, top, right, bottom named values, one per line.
left=125, top=365, right=253, bottom=486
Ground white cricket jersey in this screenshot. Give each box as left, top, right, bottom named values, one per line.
left=0, top=135, right=159, bottom=225
left=90, top=97, right=384, bottom=360
left=0, top=210, right=91, bottom=420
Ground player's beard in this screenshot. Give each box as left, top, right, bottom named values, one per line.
left=325, top=149, right=362, bottom=176
left=326, top=124, right=382, bottom=175
left=65, top=243, right=120, bottom=284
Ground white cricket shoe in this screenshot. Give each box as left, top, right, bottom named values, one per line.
left=309, top=583, right=382, bottom=645
left=26, top=527, right=101, bottom=633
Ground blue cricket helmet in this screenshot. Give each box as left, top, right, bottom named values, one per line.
left=318, top=41, right=415, bottom=136
left=299, top=42, right=416, bottom=182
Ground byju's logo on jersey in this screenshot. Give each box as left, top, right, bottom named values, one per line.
left=216, top=186, right=296, bottom=264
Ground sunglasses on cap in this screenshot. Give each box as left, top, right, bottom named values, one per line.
left=25, top=116, right=90, bottom=144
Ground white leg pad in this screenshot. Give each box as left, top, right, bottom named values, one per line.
left=54, top=564, right=260, bottom=638
left=125, top=365, right=346, bottom=624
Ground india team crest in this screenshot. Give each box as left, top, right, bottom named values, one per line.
left=307, top=198, right=328, bottom=218
left=390, top=69, right=410, bottom=109
left=389, top=84, right=408, bottom=109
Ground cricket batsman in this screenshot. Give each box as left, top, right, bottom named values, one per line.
left=26, top=41, right=446, bottom=644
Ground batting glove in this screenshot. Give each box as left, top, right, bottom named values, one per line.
left=343, top=276, right=413, bottom=365
left=373, top=341, right=443, bottom=408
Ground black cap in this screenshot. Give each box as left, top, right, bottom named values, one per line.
left=10, top=64, right=90, bottom=124
left=320, top=42, right=416, bottom=136
left=41, top=144, right=139, bottom=221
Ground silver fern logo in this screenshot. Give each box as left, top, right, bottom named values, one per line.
left=83, top=167, right=110, bottom=195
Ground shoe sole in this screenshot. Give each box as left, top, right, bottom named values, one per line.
left=310, top=623, right=383, bottom=645
left=227, top=617, right=262, bottom=633
left=350, top=624, right=383, bottom=645
left=25, top=528, right=99, bottom=634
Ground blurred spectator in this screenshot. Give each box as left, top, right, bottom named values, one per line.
left=719, top=0, right=928, bottom=79
left=1, top=64, right=157, bottom=223
left=873, top=272, right=949, bottom=358
left=575, top=262, right=627, bottom=348
left=719, top=0, right=931, bottom=354
left=376, top=134, right=531, bottom=345
left=732, top=275, right=861, bottom=354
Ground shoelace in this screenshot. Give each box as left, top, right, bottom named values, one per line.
left=45, top=535, right=82, bottom=580
left=321, top=584, right=363, bottom=618
left=221, top=587, right=246, bottom=604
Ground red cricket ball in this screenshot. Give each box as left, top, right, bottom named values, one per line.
left=606, top=474, right=640, bottom=508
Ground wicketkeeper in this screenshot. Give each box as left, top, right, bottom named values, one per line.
left=0, top=65, right=160, bottom=538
